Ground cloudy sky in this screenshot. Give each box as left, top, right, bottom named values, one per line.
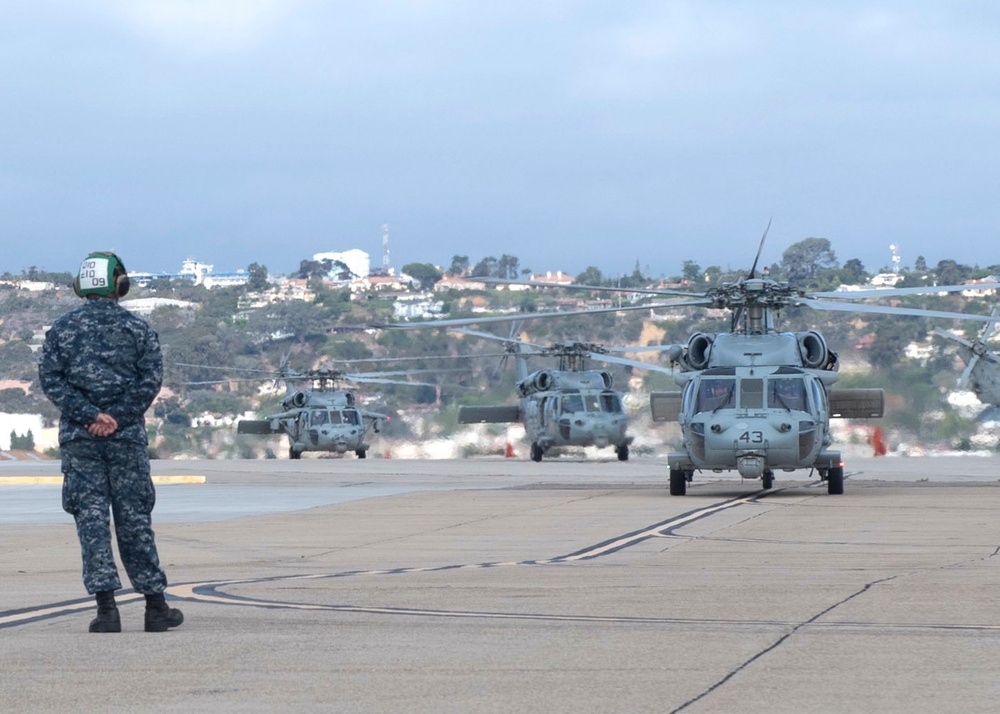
left=3, top=1, right=999, bottom=278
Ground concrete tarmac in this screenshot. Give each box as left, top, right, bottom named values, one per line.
left=2, top=455, right=1000, bottom=713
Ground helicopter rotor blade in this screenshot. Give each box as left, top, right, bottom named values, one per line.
left=476, top=276, right=707, bottom=299
left=807, top=282, right=1000, bottom=300
left=584, top=351, right=677, bottom=374
left=795, top=298, right=1000, bottom=323
left=374, top=297, right=713, bottom=330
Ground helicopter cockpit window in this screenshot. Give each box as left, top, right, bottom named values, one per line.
left=583, top=394, right=601, bottom=412
left=768, top=378, right=807, bottom=411
left=310, top=410, right=330, bottom=426
left=741, top=378, right=763, bottom=409
left=696, top=379, right=735, bottom=412
left=561, top=394, right=584, bottom=414
left=600, top=393, right=623, bottom=413
left=342, top=410, right=360, bottom=425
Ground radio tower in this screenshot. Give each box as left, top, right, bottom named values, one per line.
left=382, top=224, right=390, bottom=274
left=889, top=244, right=900, bottom=274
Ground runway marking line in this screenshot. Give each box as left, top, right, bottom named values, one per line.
left=0, top=475, right=206, bottom=485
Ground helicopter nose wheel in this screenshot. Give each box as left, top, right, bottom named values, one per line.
left=289, top=448, right=302, bottom=460
left=356, top=449, right=367, bottom=459
left=616, top=444, right=629, bottom=461
left=669, top=468, right=687, bottom=496
left=827, top=465, right=844, bottom=495
left=762, top=470, right=774, bottom=489
left=530, top=442, right=544, bottom=462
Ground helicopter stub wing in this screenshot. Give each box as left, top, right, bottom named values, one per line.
left=237, top=419, right=284, bottom=435
left=458, top=404, right=522, bottom=424
left=650, top=392, right=683, bottom=422
left=795, top=298, right=1000, bottom=323
left=828, top=389, right=884, bottom=418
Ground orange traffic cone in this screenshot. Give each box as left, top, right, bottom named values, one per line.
left=504, top=442, right=515, bottom=458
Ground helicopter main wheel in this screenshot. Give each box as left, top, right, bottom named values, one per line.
left=356, top=449, right=367, bottom=459
left=289, top=448, right=301, bottom=460
left=762, top=470, right=774, bottom=490
left=530, top=442, right=544, bottom=462
left=669, top=468, right=687, bottom=496
left=616, top=444, right=629, bottom=461
left=827, top=466, right=844, bottom=495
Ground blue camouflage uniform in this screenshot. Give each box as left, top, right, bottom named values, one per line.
left=39, top=298, right=168, bottom=595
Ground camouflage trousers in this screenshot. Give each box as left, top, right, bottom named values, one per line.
left=61, top=439, right=168, bottom=595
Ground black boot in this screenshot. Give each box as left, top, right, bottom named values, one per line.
left=89, top=590, right=121, bottom=633
left=144, top=592, right=184, bottom=632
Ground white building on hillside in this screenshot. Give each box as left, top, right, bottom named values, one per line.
left=314, top=249, right=370, bottom=279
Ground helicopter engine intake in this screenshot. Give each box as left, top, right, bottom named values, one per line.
left=687, top=333, right=714, bottom=370
left=797, top=331, right=833, bottom=370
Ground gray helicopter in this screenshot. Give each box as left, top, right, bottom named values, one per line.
left=236, top=366, right=432, bottom=459
left=454, top=329, right=670, bottom=461
left=934, top=309, right=1000, bottom=408
left=387, top=235, right=999, bottom=494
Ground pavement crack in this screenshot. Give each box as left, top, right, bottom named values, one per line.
left=669, top=575, right=897, bottom=714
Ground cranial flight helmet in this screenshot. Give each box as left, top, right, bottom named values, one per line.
left=73, top=251, right=130, bottom=298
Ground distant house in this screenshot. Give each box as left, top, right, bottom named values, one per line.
left=529, top=270, right=574, bottom=285
left=433, top=276, right=487, bottom=292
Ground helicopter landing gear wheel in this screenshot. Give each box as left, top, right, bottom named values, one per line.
left=616, top=444, right=629, bottom=461
left=530, top=442, right=543, bottom=462
left=669, top=468, right=687, bottom=496
left=356, top=449, right=367, bottom=459
left=289, top=448, right=301, bottom=460
left=827, top=466, right=844, bottom=495
left=762, top=470, right=774, bottom=490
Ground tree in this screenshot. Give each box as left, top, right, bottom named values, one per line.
left=246, top=262, right=269, bottom=291
left=471, top=256, right=498, bottom=278
left=9, top=429, right=34, bottom=451
left=448, top=255, right=470, bottom=276
left=576, top=266, right=603, bottom=285
left=497, top=254, right=520, bottom=280
left=780, top=237, right=839, bottom=286
left=681, top=260, right=702, bottom=283
left=934, top=259, right=971, bottom=286
left=401, top=262, right=443, bottom=290
left=838, top=258, right=867, bottom=285
left=914, top=255, right=928, bottom=273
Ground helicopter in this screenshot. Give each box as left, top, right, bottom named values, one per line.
left=381, top=233, right=1000, bottom=494
left=236, top=366, right=435, bottom=459
left=934, top=309, right=1000, bottom=408
left=452, top=328, right=673, bottom=462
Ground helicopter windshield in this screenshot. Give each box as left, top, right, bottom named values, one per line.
left=342, top=409, right=360, bottom=425
left=696, top=378, right=735, bottom=412
left=310, top=410, right=330, bottom=426
left=561, top=394, right=585, bottom=414
left=768, top=378, right=807, bottom=411
left=600, top=393, right=623, bottom=413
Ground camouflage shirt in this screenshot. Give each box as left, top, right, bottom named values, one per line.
left=39, top=298, right=163, bottom=446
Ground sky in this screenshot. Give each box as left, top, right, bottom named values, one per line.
left=3, top=1, right=1000, bottom=279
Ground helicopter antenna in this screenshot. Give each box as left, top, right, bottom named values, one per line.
left=747, top=217, right=772, bottom=280
left=731, top=218, right=772, bottom=332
